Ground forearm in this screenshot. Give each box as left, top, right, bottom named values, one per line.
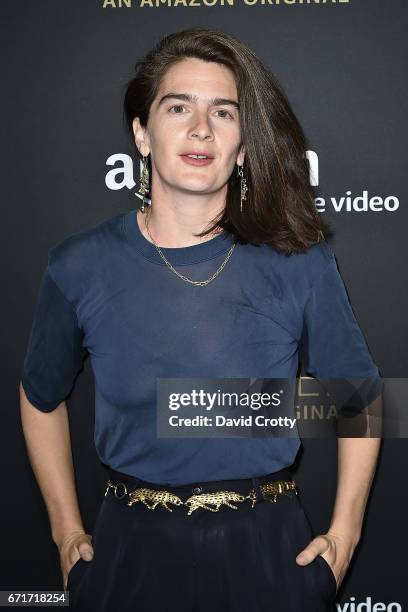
left=19, top=382, right=85, bottom=549
left=328, top=434, right=381, bottom=544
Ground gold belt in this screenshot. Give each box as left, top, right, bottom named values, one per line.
left=105, top=479, right=298, bottom=515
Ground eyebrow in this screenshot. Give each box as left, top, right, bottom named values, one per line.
left=157, top=92, right=240, bottom=110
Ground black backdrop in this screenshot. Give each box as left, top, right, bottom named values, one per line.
left=3, top=1, right=407, bottom=609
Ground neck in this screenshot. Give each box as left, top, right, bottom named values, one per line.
left=138, top=191, right=226, bottom=249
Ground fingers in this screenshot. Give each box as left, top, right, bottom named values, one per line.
left=77, top=541, right=94, bottom=562
left=70, top=539, right=94, bottom=567
left=61, top=534, right=95, bottom=591
left=296, top=535, right=331, bottom=565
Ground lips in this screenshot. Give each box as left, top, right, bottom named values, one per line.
left=180, top=153, right=215, bottom=167
left=180, top=152, right=214, bottom=158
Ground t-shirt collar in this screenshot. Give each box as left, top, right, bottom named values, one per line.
left=123, top=208, right=235, bottom=265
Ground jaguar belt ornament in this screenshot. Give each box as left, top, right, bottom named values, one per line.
left=184, top=489, right=258, bottom=515
left=127, top=487, right=184, bottom=512
left=261, top=480, right=298, bottom=502
left=105, top=479, right=298, bottom=514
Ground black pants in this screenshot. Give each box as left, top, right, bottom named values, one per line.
left=67, top=469, right=337, bottom=611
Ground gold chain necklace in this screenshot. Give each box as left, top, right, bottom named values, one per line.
left=144, top=208, right=235, bottom=287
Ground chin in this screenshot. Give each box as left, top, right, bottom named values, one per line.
left=176, top=179, right=217, bottom=193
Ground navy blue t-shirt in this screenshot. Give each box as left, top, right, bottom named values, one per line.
left=21, top=208, right=382, bottom=485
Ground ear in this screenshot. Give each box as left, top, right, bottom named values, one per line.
left=132, top=117, right=151, bottom=157
left=237, top=144, right=245, bottom=166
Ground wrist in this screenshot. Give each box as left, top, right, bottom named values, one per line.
left=52, top=527, right=86, bottom=551
left=326, top=523, right=361, bottom=549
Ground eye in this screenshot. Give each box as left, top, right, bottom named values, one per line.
left=168, top=105, right=234, bottom=119
left=168, top=104, right=187, bottom=114
left=215, top=109, right=233, bottom=119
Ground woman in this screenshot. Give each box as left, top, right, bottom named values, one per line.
left=20, top=27, right=382, bottom=611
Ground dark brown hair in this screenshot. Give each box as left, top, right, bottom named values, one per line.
left=123, top=27, right=332, bottom=255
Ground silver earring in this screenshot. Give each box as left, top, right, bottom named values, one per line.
left=237, top=164, right=248, bottom=213
left=138, top=155, right=150, bottom=213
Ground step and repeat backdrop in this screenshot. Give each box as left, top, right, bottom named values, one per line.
left=3, top=0, right=407, bottom=610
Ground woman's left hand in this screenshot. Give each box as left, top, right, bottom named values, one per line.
left=295, top=529, right=359, bottom=592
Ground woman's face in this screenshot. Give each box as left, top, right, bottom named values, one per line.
left=133, top=57, right=245, bottom=198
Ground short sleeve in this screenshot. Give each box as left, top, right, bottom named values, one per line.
left=20, top=264, right=88, bottom=412
left=299, top=255, right=383, bottom=411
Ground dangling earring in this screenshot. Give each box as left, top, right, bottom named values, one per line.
left=138, top=154, right=150, bottom=213
left=237, top=163, right=248, bottom=213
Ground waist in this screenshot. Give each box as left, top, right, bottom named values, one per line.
left=106, top=466, right=294, bottom=497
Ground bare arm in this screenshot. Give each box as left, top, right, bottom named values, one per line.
left=19, top=382, right=93, bottom=586
left=296, top=395, right=383, bottom=590
left=329, top=391, right=383, bottom=543
left=328, top=436, right=381, bottom=544
left=19, top=381, right=84, bottom=546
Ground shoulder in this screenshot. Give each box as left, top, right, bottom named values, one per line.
left=286, top=239, right=335, bottom=287
left=48, top=210, right=125, bottom=271
left=248, top=238, right=335, bottom=288
left=234, top=238, right=337, bottom=314
left=47, top=210, right=126, bottom=298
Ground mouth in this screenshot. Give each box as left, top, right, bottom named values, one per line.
left=180, top=153, right=214, bottom=167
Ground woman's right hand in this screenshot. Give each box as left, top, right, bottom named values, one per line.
left=59, top=530, right=94, bottom=591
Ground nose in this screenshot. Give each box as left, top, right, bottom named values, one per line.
left=187, top=110, right=214, bottom=141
